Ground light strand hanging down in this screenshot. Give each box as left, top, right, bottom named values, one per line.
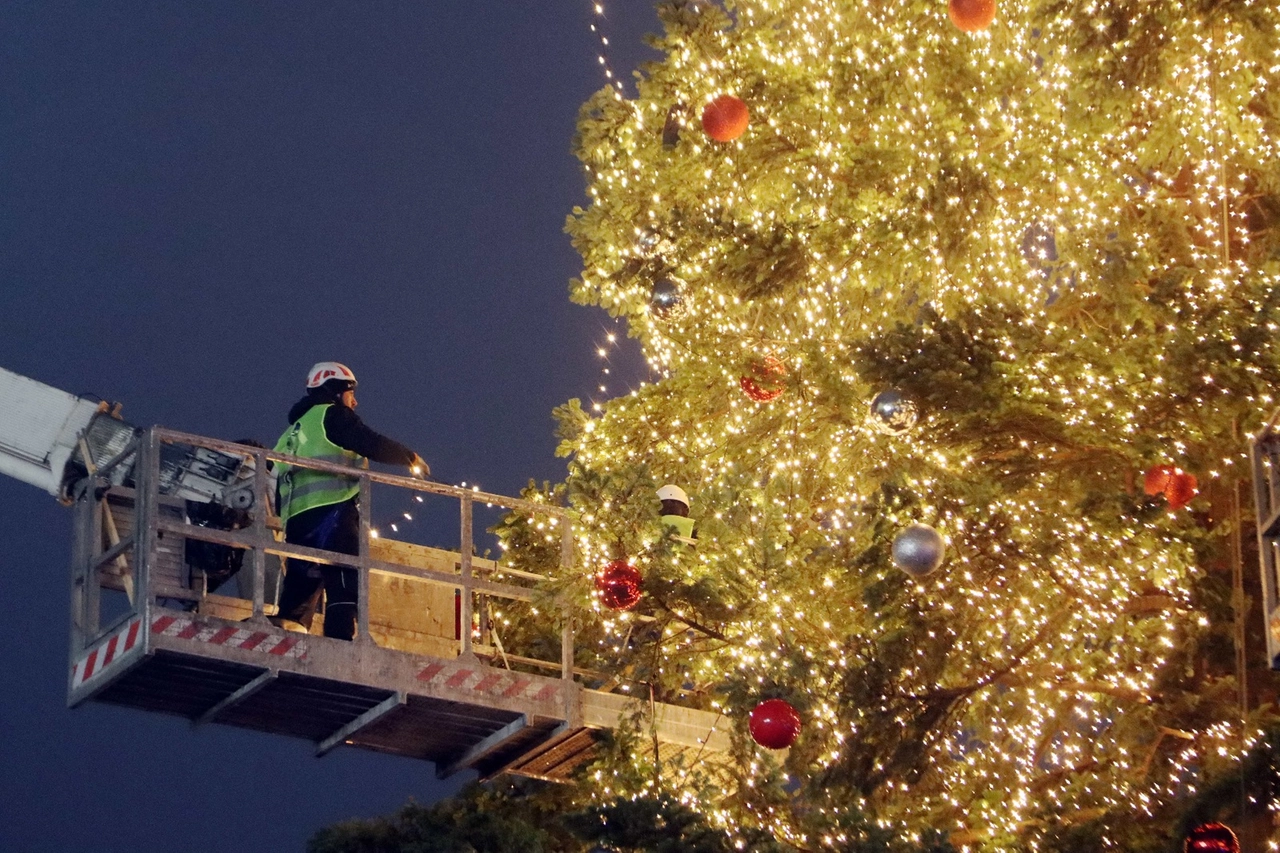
left=586, top=1, right=627, bottom=101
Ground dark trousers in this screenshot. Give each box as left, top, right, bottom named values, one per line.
left=277, top=500, right=361, bottom=640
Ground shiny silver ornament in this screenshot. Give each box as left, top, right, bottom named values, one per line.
left=637, top=229, right=662, bottom=254
left=891, top=523, right=945, bottom=577
left=867, top=389, right=919, bottom=435
left=649, top=279, right=686, bottom=321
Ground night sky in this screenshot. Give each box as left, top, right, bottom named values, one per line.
left=0, top=4, right=657, bottom=851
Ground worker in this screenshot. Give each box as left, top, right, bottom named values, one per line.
left=273, top=361, right=428, bottom=640
left=658, top=484, right=697, bottom=546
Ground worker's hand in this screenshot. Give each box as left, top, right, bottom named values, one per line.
left=408, top=453, right=430, bottom=479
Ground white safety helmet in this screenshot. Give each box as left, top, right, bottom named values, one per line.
left=306, top=361, right=358, bottom=390
left=657, top=484, right=689, bottom=506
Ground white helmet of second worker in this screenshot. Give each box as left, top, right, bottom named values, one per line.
left=306, top=361, right=358, bottom=390
left=657, top=484, right=689, bottom=507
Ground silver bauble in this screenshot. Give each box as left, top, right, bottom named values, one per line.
left=649, top=279, right=686, bottom=321
left=868, top=389, right=919, bottom=435
left=891, top=523, right=945, bottom=577
left=637, top=229, right=662, bottom=254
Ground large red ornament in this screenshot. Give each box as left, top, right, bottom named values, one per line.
left=1165, top=470, right=1199, bottom=511
left=702, top=95, right=749, bottom=142
left=740, top=355, right=787, bottom=403
left=1143, top=464, right=1198, bottom=511
left=749, top=698, right=802, bottom=750
left=948, top=0, right=996, bottom=32
left=1143, top=464, right=1176, bottom=496
left=595, top=560, right=643, bottom=611
left=1184, top=822, right=1239, bottom=853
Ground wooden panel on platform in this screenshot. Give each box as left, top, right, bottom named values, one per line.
left=188, top=535, right=468, bottom=658
left=368, top=538, right=459, bottom=650
left=101, top=493, right=187, bottom=597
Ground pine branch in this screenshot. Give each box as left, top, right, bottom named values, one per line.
left=905, top=616, right=1060, bottom=704
left=648, top=592, right=731, bottom=643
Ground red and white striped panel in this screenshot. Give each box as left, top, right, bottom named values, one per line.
left=71, top=617, right=143, bottom=690
left=151, top=615, right=307, bottom=659
left=415, top=660, right=562, bottom=705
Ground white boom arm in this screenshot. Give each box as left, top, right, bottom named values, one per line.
left=0, top=366, right=257, bottom=507
left=0, top=367, right=109, bottom=496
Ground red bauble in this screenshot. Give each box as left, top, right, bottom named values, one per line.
left=1184, top=822, right=1239, bottom=853
left=1165, top=470, right=1199, bottom=511
left=1145, top=464, right=1198, bottom=511
left=948, top=0, right=996, bottom=32
left=1143, top=464, right=1176, bottom=496
left=595, top=560, right=643, bottom=611
left=739, top=355, right=787, bottom=403
left=749, top=698, right=802, bottom=750
left=702, top=95, right=749, bottom=142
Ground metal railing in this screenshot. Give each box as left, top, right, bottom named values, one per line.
left=71, top=427, right=577, bottom=680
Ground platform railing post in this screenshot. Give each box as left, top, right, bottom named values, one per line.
left=83, top=484, right=104, bottom=641
left=357, top=474, right=372, bottom=643
left=248, top=447, right=268, bottom=621
left=69, top=482, right=94, bottom=661
left=134, top=429, right=160, bottom=631
left=459, top=494, right=474, bottom=656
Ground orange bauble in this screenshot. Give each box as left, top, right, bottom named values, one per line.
left=1143, top=465, right=1176, bottom=496
left=1185, top=822, right=1239, bottom=853
left=702, top=95, right=749, bottom=142
left=948, top=0, right=996, bottom=32
left=1165, top=471, right=1199, bottom=511
left=1144, top=464, right=1199, bottom=511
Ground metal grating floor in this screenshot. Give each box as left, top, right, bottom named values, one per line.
left=94, top=650, right=268, bottom=720
left=348, top=694, right=526, bottom=765
left=88, top=649, right=575, bottom=776
left=504, top=727, right=602, bottom=781
left=209, top=672, right=397, bottom=742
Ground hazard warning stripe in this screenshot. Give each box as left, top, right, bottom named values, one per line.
left=414, top=660, right=562, bottom=704
left=151, top=616, right=307, bottom=659
left=71, top=617, right=142, bottom=689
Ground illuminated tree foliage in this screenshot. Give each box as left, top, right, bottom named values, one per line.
left=502, top=0, right=1280, bottom=849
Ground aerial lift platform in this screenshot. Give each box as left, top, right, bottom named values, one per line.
left=1, top=367, right=730, bottom=781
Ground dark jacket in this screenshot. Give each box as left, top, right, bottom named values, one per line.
left=285, top=395, right=417, bottom=467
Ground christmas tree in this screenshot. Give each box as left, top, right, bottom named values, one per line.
left=530, top=0, right=1280, bottom=848
left=316, top=1, right=1280, bottom=850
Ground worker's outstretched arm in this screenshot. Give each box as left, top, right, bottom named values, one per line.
left=323, top=406, right=424, bottom=472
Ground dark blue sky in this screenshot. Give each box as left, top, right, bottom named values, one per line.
left=0, top=4, right=656, bottom=851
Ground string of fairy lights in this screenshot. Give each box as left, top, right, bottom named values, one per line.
left=367, top=3, right=641, bottom=541
left=537, top=0, right=1280, bottom=849
left=365, top=3, right=644, bottom=567
left=587, top=1, right=628, bottom=102
left=585, top=1, right=658, bottom=412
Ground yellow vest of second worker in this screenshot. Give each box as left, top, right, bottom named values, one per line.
left=274, top=404, right=363, bottom=523
left=662, top=514, right=696, bottom=542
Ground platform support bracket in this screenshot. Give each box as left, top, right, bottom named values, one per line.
left=437, top=713, right=530, bottom=779
left=195, top=670, right=277, bottom=727
left=316, top=691, right=406, bottom=757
